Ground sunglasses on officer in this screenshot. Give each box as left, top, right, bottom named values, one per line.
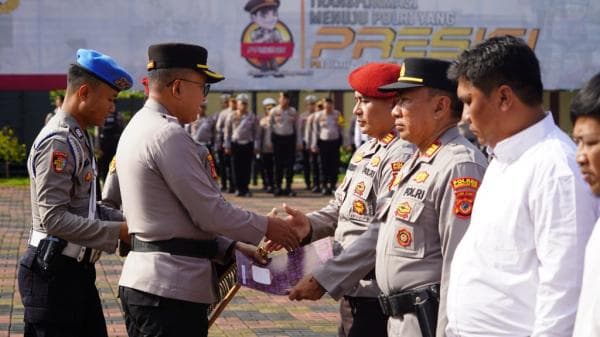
left=167, top=78, right=211, bottom=96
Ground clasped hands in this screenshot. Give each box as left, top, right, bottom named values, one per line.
left=263, top=204, right=326, bottom=301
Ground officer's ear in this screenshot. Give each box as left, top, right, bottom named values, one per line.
left=432, top=95, right=451, bottom=119
left=170, top=79, right=182, bottom=99
left=496, top=84, right=514, bottom=112
left=77, top=84, right=89, bottom=101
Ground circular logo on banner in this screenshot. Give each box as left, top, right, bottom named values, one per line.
left=0, top=0, right=19, bottom=14
left=240, top=21, right=294, bottom=72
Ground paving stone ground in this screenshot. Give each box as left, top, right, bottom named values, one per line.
left=0, top=182, right=340, bottom=337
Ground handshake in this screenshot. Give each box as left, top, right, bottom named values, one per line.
left=263, top=203, right=311, bottom=252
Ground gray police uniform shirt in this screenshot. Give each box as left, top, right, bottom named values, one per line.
left=101, top=156, right=120, bottom=209
left=28, top=110, right=121, bottom=252
left=304, top=113, right=315, bottom=147
left=215, top=107, right=234, bottom=149
left=298, top=111, right=311, bottom=145
left=306, top=130, right=416, bottom=299
left=269, top=105, right=301, bottom=145
left=191, top=115, right=216, bottom=146
left=311, top=110, right=343, bottom=147
left=117, top=99, right=267, bottom=304
left=259, top=116, right=274, bottom=154
left=375, top=127, right=487, bottom=336
left=224, top=111, right=260, bottom=151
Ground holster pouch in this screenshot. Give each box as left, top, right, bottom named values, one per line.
left=35, top=236, right=67, bottom=276
left=118, top=238, right=131, bottom=257
left=414, top=287, right=439, bottom=337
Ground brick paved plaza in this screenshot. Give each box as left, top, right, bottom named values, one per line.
left=0, top=183, right=340, bottom=337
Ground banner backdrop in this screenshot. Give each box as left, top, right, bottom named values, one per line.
left=1, top=0, right=599, bottom=90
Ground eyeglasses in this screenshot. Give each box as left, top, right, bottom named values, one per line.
left=167, top=78, right=210, bottom=96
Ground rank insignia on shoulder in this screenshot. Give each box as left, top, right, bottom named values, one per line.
left=423, top=140, right=441, bottom=157
left=352, top=200, right=366, bottom=215
left=354, top=181, right=366, bottom=197
left=108, top=157, right=117, bottom=173
left=394, top=201, right=412, bottom=220
left=84, top=171, right=93, bottom=182
left=413, top=171, right=429, bottom=183
left=52, top=151, right=67, bottom=173
left=370, top=156, right=381, bottom=167
left=396, top=228, right=413, bottom=247
left=451, top=177, right=480, bottom=190
left=391, top=161, right=404, bottom=172
left=454, top=190, right=475, bottom=218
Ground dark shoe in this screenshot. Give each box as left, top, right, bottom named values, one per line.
left=266, top=186, right=274, bottom=193
left=311, top=186, right=321, bottom=193
left=235, top=191, right=243, bottom=197
left=321, top=188, right=332, bottom=196
left=284, top=189, right=297, bottom=197
left=227, top=188, right=236, bottom=194
left=273, top=187, right=283, bottom=196
left=221, top=186, right=228, bottom=192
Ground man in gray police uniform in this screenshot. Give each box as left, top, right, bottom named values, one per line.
left=283, top=63, right=416, bottom=337
left=116, top=43, right=299, bottom=337
left=375, top=58, right=488, bottom=337
left=19, top=49, right=132, bottom=337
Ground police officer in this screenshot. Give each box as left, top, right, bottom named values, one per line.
left=283, top=63, right=416, bottom=337
left=224, top=93, right=260, bottom=197
left=116, top=43, right=299, bottom=337
left=298, top=95, right=317, bottom=190
left=258, top=97, right=277, bottom=192
left=215, top=94, right=235, bottom=192
left=307, top=99, right=323, bottom=193
left=270, top=91, right=300, bottom=196
left=18, top=49, right=132, bottom=337
left=190, top=102, right=216, bottom=156
left=311, top=97, right=343, bottom=195
left=374, top=58, right=488, bottom=337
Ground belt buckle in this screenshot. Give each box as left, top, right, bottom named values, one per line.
left=378, top=294, right=391, bottom=316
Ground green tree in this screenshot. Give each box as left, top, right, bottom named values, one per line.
left=0, top=127, right=27, bottom=178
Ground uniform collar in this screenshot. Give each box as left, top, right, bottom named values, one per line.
left=417, top=126, right=460, bottom=163
left=488, top=112, right=553, bottom=163
left=377, top=128, right=398, bottom=147
left=55, top=109, right=88, bottom=140
left=144, top=98, right=180, bottom=123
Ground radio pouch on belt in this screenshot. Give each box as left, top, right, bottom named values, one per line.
left=35, top=235, right=67, bottom=275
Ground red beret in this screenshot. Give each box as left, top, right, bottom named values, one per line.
left=348, top=63, right=401, bottom=98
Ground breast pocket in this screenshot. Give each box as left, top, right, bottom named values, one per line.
left=73, top=161, right=94, bottom=202
left=387, top=199, right=425, bottom=259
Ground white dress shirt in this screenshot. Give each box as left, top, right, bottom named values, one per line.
left=446, top=113, right=598, bottom=337
left=573, top=215, right=600, bottom=337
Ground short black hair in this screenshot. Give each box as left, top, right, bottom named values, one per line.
left=570, top=72, right=600, bottom=123
left=323, top=97, right=333, bottom=104
left=448, top=35, right=543, bottom=107
left=279, top=91, right=291, bottom=99
left=67, top=64, right=101, bottom=92
left=427, top=88, right=463, bottom=119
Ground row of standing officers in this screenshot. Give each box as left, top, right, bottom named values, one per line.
left=189, top=91, right=344, bottom=197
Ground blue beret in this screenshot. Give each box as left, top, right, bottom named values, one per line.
left=76, top=49, right=133, bottom=91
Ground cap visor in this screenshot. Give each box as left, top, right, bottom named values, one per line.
left=202, top=68, right=225, bottom=83
left=378, top=81, right=423, bottom=92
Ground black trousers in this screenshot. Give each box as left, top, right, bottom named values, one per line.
left=339, top=296, right=388, bottom=337
left=318, top=138, right=341, bottom=188
left=119, top=286, right=209, bottom=337
left=17, top=248, right=107, bottom=337
left=261, top=152, right=274, bottom=189
left=231, top=142, right=254, bottom=194
left=216, top=148, right=234, bottom=190
left=301, top=142, right=311, bottom=188
left=310, top=151, right=321, bottom=189
left=272, top=133, right=296, bottom=189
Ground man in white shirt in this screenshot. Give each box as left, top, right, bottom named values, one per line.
left=445, top=35, right=597, bottom=337
left=571, top=72, right=600, bottom=337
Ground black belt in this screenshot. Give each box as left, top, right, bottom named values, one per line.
left=131, top=235, right=218, bottom=259
left=378, top=284, right=440, bottom=317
